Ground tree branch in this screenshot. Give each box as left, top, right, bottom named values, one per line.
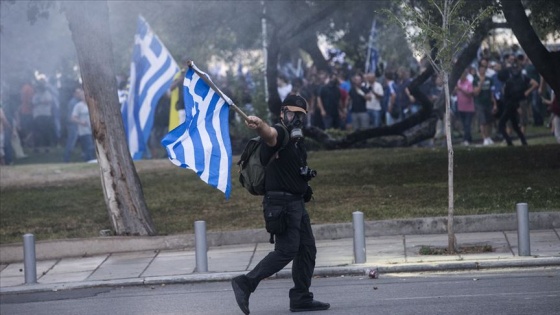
left=501, top=0, right=560, bottom=95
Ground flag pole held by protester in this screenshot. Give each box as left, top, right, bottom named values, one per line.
left=186, top=61, right=250, bottom=121
left=161, top=61, right=250, bottom=199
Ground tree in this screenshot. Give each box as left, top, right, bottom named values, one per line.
left=260, top=1, right=342, bottom=120
left=500, top=0, right=560, bottom=96
left=387, top=0, right=494, bottom=253
left=64, top=1, right=156, bottom=236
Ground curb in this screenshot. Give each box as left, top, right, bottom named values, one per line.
left=2, top=257, right=559, bottom=295
left=1, top=212, right=559, bottom=263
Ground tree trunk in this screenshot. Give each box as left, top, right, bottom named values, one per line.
left=442, top=0, right=455, bottom=254
left=262, top=1, right=340, bottom=123
left=501, top=0, right=560, bottom=95
left=443, top=72, right=456, bottom=253
left=64, top=1, right=156, bottom=236
left=299, top=36, right=330, bottom=72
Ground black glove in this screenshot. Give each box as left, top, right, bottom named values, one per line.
left=303, top=185, right=313, bottom=203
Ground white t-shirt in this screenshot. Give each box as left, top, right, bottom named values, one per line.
left=278, top=84, right=292, bottom=101
left=32, top=90, right=54, bottom=118
left=71, top=101, right=92, bottom=136
left=365, top=81, right=384, bottom=111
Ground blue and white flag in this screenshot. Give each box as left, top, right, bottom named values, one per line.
left=365, top=19, right=379, bottom=74
left=161, top=63, right=233, bottom=198
left=122, top=16, right=179, bottom=160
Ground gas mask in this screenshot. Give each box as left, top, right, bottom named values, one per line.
left=282, top=108, right=306, bottom=139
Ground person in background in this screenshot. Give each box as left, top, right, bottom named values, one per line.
left=479, top=58, right=496, bottom=78
left=316, top=72, right=343, bottom=130
left=338, top=72, right=351, bottom=130
left=497, top=59, right=538, bottom=146
left=524, top=57, right=544, bottom=126
left=0, top=87, right=17, bottom=165
left=31, top=78, right=56, bottom=153
left=389, top=67, right=413, bottom=124
left=148, top=93, right=171, bottom=159
left=540, top=80, right=559, bottom=144
left=291, top=77, right=313, bottom=128
left=7, top=107, right=27, bottom=161
left=117, top=79, right=128, bottom=108
left=455, top=69, right=475, bottom=146
left=503, top=52, right=516, bottom=69
left=19, top=79, right=34, bottom=148
left=515, top=54, right=531, bottom=134
left=170, top=58, right=190, bottom=126
left=473, top=63, right=496, bottom=145
left=277, top=74, right=292, bottom=102
left=0, top=105, right=13, bottom=165
left=364, top=72, right=384, bottom=128
left=70, top=88, right=95, bottom=162
left=309, top=71, right=326, bottom=129
left=382, top=71, right=397, bottom=126
left=348, top=73, right=370, bottom=131
left=547, top=95, right=560, bottom=144
left=63, top=86, right=81, bottom=162
left=427, top=74, right=446, bottom=145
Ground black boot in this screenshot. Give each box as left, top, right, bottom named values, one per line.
left=232, top=275, right=251, bottom=314
left=290, top=300, right=330, bottom=312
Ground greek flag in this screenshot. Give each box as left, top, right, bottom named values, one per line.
left=122, top=16, right=179, bottom=160
left=161, top=63, right=232, bottom=198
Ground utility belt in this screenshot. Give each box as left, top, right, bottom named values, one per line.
left=265, top=191, right=303, bottom=200
left=263, top=191, right=303, bottom=244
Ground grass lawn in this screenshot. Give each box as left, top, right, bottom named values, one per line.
left=1, top=136, right=559, bottom=245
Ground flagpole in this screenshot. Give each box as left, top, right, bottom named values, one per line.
left=261, top=1, right=269, bottom=103
left=365, top=19, right=376, bottom=73
left=186, top=61, right=250, bottom=122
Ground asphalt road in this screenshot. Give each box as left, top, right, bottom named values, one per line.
left=1, top=268, right=559, bottom=315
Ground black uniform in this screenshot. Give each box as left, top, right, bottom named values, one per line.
left=245, top=125, right=317, bottom=305
left=232, top=94, right=329, bottom=314
left=498, top=70, right=529, bottom=146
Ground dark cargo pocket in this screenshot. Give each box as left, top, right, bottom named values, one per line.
left=263, top=204, right=287, bottom=235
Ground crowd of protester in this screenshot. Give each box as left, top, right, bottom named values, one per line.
left=0, top=44, right=558, bottom=165
left=0, top=71, right=94, bottom=165
left=275, top=44, right=558, bottom=146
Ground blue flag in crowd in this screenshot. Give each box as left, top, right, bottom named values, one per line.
left=122, top=16, right=179, bottom=160
left=161, top=63, right=233, bottom=198
left=365, top=19, right=379, bottom=74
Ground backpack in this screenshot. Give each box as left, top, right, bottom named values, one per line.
left=237, top=124, right=290, bottom=196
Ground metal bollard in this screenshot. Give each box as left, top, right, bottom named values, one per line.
left=23, top=234, right=37, bottom=284
left=516, top=203, right=531, bottom=256
left=353, top=211, right=366, bottom=264
left=194, top=221, right=208, bottom=272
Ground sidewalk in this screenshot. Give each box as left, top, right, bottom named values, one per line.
left=1, top=228, right=559, bottom=294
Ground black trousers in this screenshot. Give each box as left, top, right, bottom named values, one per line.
left=245, top=194, right=317, bottom=304
left=498, top=103, right=527, bottom=146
